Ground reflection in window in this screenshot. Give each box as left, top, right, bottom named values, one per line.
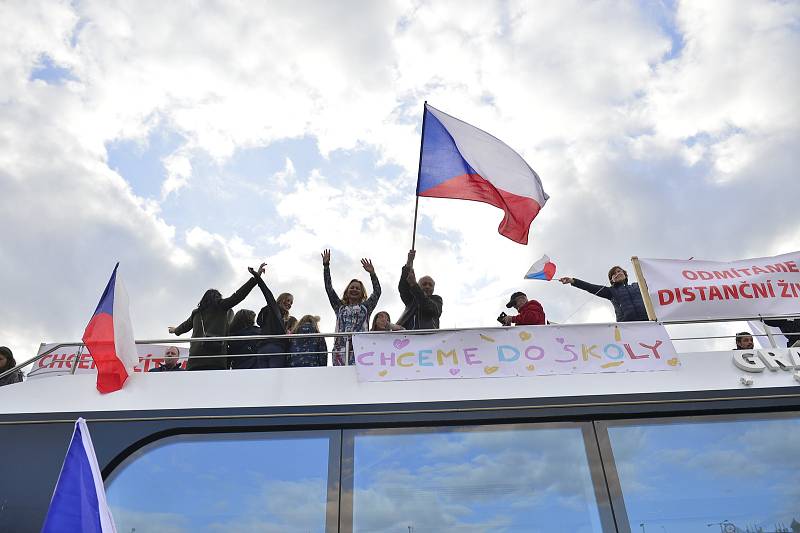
left=608, top=416, right=800, bottom=532
left=106, top=432, right=334, bottom=533
left=350, top=425, right=605, bottom=532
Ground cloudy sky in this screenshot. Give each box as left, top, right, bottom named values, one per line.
left=1, top=0, right=798, bottom=362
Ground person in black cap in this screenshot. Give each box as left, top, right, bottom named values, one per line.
left=501, top=292, right=545, bottom=326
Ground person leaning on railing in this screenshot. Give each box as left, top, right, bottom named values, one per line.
left=559, top=265, right=649, bottom=322
left=168, top=266, right=260, bottom=371
left=0, top=346, right=23, bottom=387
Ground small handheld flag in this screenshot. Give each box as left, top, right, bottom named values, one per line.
left=82, top=263, right=138, bottom=393
left=525, top=255, right=556, bottom=281
left=416, top=103, right=548, bottom=245
left=41, top=418, right=118, bottom=533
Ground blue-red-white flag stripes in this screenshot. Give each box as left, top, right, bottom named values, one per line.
left=82, top=263, right=138, bottom=393
left=41, top=418, right=118, bottom=533
left=417, top=103, right=549, bottom=245
left=525, top=254, right=557, bottom=281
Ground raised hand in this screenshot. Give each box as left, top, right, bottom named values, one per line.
left=168, top=326, right=176, bottom=334
left=361, top=258, right=375, bottom=274
left=558, top=277, right=574, bottom=285
left=406, top=267, right=417, bottom=286
left=321, top=249, right=331, bottom=266
left=406, top=249, right=416, bottom=267
left=248, top=262, right=267, bottom=277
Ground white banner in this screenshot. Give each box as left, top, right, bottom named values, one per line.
left=638, top=251, right=800, bottom=321
left=27, top=344, right=188, bottom=379
left=353, top=322, right=679, bottom=382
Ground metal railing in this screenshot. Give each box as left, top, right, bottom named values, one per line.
left=1, top=314, right=797, bottom=382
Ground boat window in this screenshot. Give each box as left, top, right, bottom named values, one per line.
left=341, top=423, right=612, bottom=532
left=105, top=430, right=339, bottom=533
left=602, top=414, right=800, bottom=532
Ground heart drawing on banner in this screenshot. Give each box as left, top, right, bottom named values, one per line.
left=667, top=357, right=680, bottom=367
left=393, top=338, right=410, bottom=350
left=378, top=370, right=388, bottom=377
left=519, top=331, right=531, bottom=341
left=484, top=366, right=499, bottom=375
left=449, top=368, right=461, bottom=376
left=526, top=364, right=535, bottom=371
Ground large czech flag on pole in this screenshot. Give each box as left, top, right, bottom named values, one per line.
left=417, top=104, right=549, bottom=245
left=82, top=263, right=138, bottom=394
left=41, top=418, right=118, bottom=532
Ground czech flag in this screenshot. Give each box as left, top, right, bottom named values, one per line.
left=525, top=254, right=556, bottom=281
left=42, top=418, right=118, bottom=533
left=417, top=103, right=549, bottom=245
left=82, top=263, right=138, bottom=394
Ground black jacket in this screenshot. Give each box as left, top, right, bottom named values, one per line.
left=255, top=277, right=290, bottom=353
left=227, top=325, right=262, bottom=369
left=572, top=279, right=649, bottom=322
left=397, top=265, right=443, bottom=330
left=174, top=277, right=258, bottom=370
left=764, top=318, right=800, bottom=347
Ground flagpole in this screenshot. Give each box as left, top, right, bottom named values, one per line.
left=411, top=100, right=428, bottom=251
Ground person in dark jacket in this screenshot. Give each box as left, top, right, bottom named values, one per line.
left=501, top=292, right=546, bottom=326
left=169, top=268, right=260, bottom=370
left=764, top=318, right=800, bottom=347
left=0, top=346, right=23, bottom=387
left=148, top=346, right=184, bottom=372
left=397, top=250, right=443, bottom=330
left=252, top=264, right=291, bottom=368
left=227, top=309, right=260, bottom=369
left=559, top=265, right=649, bottom=322
left=289, top=315, right=328, bottom=367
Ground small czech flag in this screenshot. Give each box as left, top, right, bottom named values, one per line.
left=524, top=255, right=556, bottom=281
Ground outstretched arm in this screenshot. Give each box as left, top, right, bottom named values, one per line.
left=322, top=249, right=342, bottom=312
left=361, top=259, right=382, bottom=313
left=219, top=271, right=259, bottom=309
left=172, top=315, right=194, bottom=336
left=250, top=263, right=282, bottom=318
left=562, top=277, right=612, bottom=300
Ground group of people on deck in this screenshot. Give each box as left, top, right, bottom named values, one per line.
left=166, top=249, right=443, bottom=371
left=165, top=251, right=661, bottom=371
left=2, top=255, right=797, bottom=381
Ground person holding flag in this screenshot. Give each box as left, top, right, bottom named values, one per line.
left=559, top=265, right=649, bottom=322
left=397, top=249, right=443, bottom=330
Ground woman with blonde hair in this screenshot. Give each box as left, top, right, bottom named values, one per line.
left=289, top=315, right=328, bottom=367
left=276, top=292, right=296, bottom=332
left=321, top=249, right=381, bottom=365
